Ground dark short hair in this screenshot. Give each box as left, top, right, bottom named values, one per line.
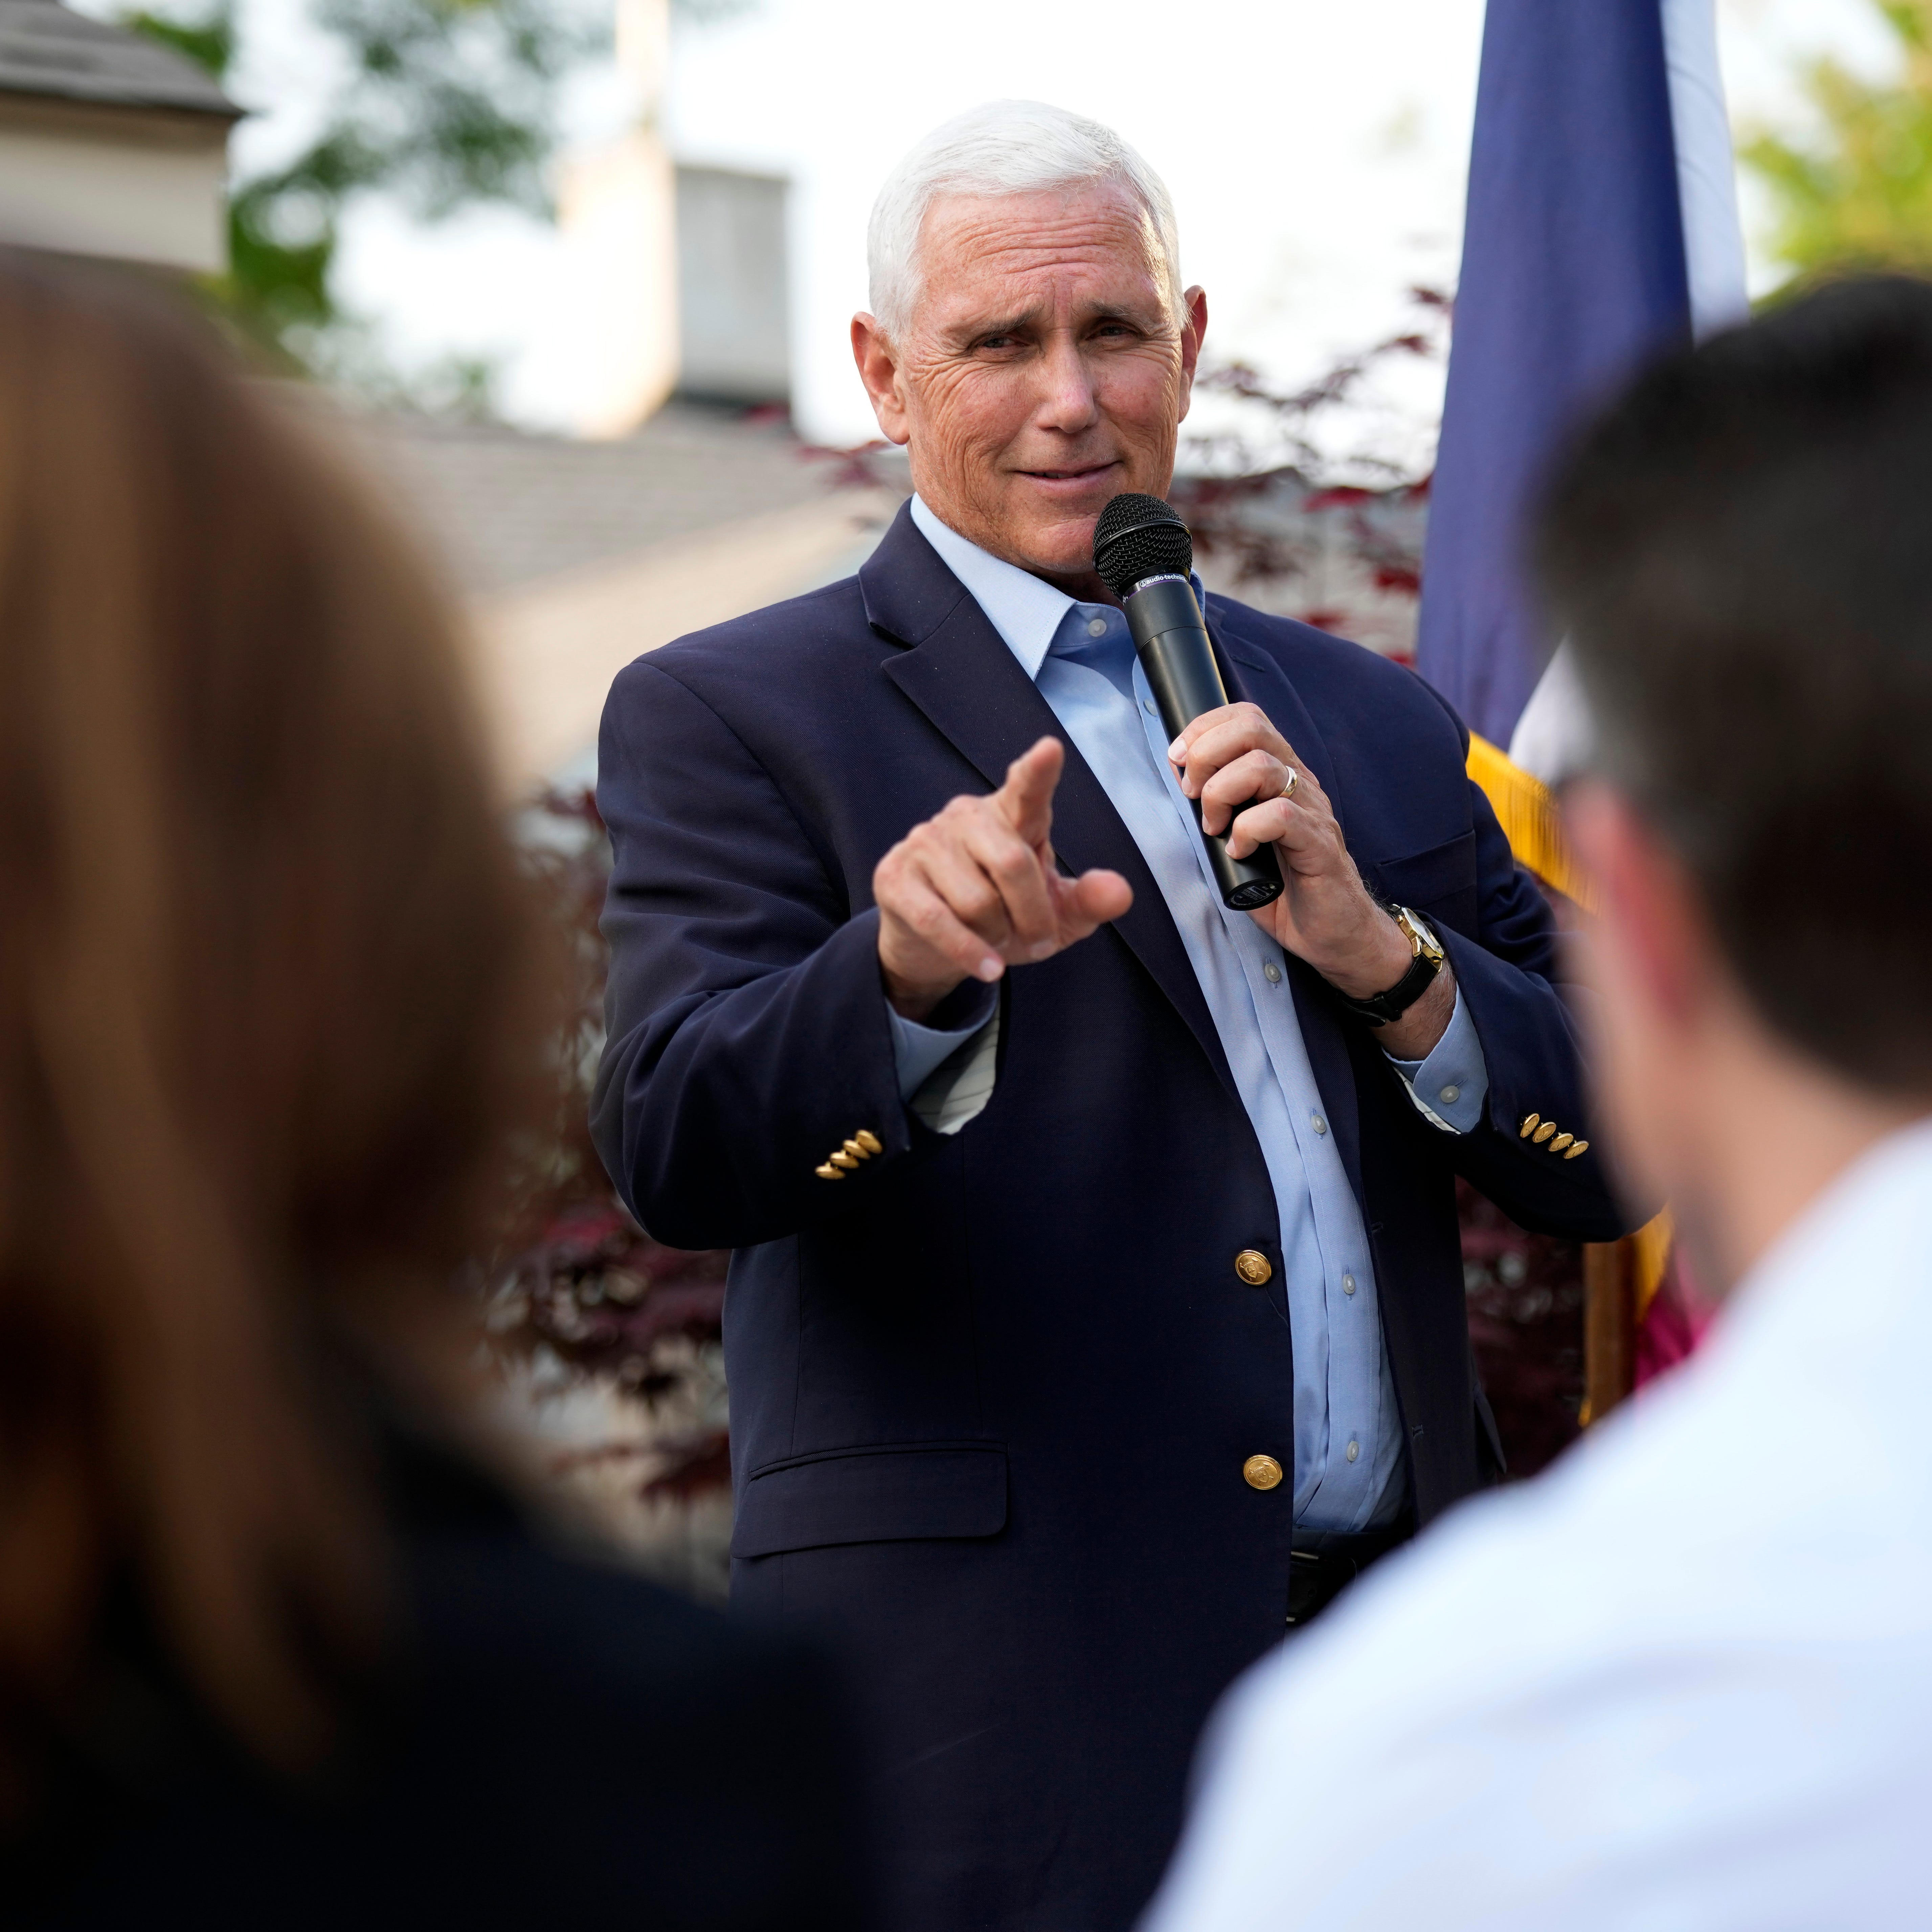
left=1537, top=273, right=1932, bottom=1095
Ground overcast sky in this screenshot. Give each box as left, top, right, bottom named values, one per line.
left=136, top=0, right=1903, bottom=447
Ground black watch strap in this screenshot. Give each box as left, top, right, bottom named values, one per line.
left=1333, top=907, right=1444, bottom=1027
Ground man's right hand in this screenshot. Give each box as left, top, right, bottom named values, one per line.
left=874, top=736, right=1133, bottom=1021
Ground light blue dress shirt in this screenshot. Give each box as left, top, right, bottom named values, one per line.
left=886, top=496, right=1489, bottom=1531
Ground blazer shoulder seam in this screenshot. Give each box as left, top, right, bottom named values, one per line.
left=619, top=656, right=847, bottom=917
left=1406, top=666, right=1474, bottom=759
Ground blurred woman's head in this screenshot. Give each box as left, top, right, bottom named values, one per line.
left=0, top=253, right=542, bottom=1799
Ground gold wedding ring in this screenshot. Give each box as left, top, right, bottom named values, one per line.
left=1281, top=766, right=1298, bottom=799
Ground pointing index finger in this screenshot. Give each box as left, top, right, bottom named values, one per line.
left=996, top=736, right=1064, bottom=848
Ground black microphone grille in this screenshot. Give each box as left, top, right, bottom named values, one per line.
left=1092, top=493, right=1194, bottom=599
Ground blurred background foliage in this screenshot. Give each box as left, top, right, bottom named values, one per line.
left=124, top=0, right=626, bottom=399
left=476, top=788, right=733, bottom=1592
left=1742, top=0, right=1932, bottom=285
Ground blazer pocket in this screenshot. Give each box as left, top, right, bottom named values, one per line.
left=732, top=1440, right=1008, bottom=1559
left=1364, top=831, right=1478, bottom=931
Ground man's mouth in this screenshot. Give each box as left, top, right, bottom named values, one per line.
left=1017, top=460, right=1120, bottom=485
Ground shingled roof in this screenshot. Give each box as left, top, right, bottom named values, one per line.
left=0, top=0, right=235, bottom=119
left=354, top=401, right=883, bottom=597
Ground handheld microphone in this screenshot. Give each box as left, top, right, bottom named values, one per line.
left=1093, top=494, right=1284, bottom=912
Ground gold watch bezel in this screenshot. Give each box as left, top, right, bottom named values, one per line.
left=1391, top=905, right=1445, bottom=967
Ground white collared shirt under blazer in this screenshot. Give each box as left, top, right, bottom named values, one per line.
left=1141, top=1116, right=1932, bottom=1931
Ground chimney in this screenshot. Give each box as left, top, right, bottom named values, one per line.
left=557, top=0, right=679, bottom=438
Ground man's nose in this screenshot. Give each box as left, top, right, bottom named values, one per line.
left=1033, top=335, right=1101, bottom=434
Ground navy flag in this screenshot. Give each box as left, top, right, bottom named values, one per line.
left=1417, top=0, right=1747, bottom=785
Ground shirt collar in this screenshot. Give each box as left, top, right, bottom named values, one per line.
left=909, top=494, right=1078, bottom=682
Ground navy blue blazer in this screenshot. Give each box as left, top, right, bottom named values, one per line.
left=593, top=502, right=1628, bottom=1932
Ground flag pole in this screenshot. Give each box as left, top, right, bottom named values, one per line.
left=1580, top=1241, right=1637, bottom=1427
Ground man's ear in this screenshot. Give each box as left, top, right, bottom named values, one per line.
left=1565, top=779, right=1710, bottom=1028
left=851, top=313, right=911, bottom=446
left=1176, top=285, right=1208, bottom=421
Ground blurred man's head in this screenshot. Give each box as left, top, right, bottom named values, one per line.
left=1541, top=276, right=1932, bottom=1284
left=851, top=100, right=1206, bottom=596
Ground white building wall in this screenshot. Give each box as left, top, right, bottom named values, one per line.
left=0, top=104, right=227, bottom=272
left=675, top=165, right=788, bottom=404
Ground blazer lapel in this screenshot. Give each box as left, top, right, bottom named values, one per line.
left=1209, top=604, right=1366, bottom=1204
left=866, top=508, right=1238, bottom=1101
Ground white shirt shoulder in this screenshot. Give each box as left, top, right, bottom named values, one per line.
left=1143, top=1122, right=1932, bottom=1932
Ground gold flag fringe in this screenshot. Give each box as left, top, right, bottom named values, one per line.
left=1465, top=733, right=1598, bottom=914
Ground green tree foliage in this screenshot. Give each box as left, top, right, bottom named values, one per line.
left=122, top=2, right=233, bottom=74
left=1741, top=1, right=1932, bottom=282
left=126, top=0, right=598, bottom=381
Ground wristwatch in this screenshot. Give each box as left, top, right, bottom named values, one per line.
left=1334, top=905, right=1445, bottom=1026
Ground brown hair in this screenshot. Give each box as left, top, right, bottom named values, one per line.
left=0, top=254, right=543, bottom=1799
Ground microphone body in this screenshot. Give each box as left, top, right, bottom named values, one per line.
left=1122, top=573, right=1284, bottom=912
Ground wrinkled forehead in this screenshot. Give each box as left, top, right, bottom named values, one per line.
left=912, top=182, right=1171, bottom=329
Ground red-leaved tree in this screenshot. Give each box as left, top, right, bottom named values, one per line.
left=478, top=790, right=733, bottom=1518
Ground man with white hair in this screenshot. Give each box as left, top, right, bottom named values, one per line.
left=593, top=100, right=1627, bottom=1930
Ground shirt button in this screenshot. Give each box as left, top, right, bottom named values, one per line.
left=1439, top=1084, right=1460, bottom=1104
left=1343, top=1273, right=1357, bottom=1296
left=1263, top=962, right=1282, bottom=984
left=1086, top=616, right=1108, bottom=638
left=1142, top=698, right=1158, bottom=716
left=1311, top=1114, right=1328, bottom=1135
left=1346, top=1439, right=1360, bottom=1463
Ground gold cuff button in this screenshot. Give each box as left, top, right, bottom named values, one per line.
left=1564, top=1139, right=1590, bottom=1159
left=1533, top=1120, right=1558, bottom=1144
left=1243, top=1454, right=1284, bottom=1491
left=1234, top=1249, right=1273, bottom=1286
left=829, top=1150, right=858, bottom=1170
left=854, top=1129, right=883, bottom=1155
left=841, top=1138, right=871, bottom=1161
left=814, top=1163, right=843, bottom=1181
left=1519, top=1113, right=1541, bottom=1139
